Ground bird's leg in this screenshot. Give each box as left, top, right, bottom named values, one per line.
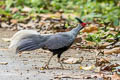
left=44, top=54, right=54, bottom=69
left=58, top=58, right=64, bottom=69
left=57, top=54, right=64, bottom=69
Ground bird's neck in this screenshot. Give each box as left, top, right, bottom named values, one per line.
left=71, top=24, right=84, bottom=36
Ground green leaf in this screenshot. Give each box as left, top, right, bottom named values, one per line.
left=0, top=1, right=5, bottom=6
left=86, top=33, right=101, bottom=43
left=0, top=8, right=11, bottom=16
left=113, top=19, right=119, bottom=26
left=5, top=0, right=13, bottom=9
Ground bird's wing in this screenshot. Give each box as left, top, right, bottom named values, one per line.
left=16, top=34, right=50, bottom=52
left=45, top=33, right=74, bottom=49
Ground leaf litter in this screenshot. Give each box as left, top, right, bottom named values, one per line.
left=0, top=13, right=120, bottom=79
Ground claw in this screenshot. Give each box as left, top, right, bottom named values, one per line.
left=44, top=65, right=49, bottom=69
left=40, top=65, right=49, bottom=70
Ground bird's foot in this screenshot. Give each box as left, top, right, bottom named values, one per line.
left=58, top=58, right=64, bottom=69
left=40, top=65, right=49, bottom=70
left=59, top=61, right=64, bottom=69
left=43, top=65, right=49, bottom=69
left=61, top=66, right=64, bottom=69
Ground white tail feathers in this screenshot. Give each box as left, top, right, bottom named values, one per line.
left=8, top=30, right=39, bottom=48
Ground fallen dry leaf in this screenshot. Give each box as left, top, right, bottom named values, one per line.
left=80, top=65, right=95, bottom=70
left=50, top=12, right=62, bottom=18
left=11, top=8, right=19, bottom=13
left=82, top=24, right=98, bottom=33
left=0, top=48, right=8, bottom=50
left=62, top=57, right=83, bottom=64
left=101, top=64, right=120, bottom=71
left=95, top=58, right=110, bottom=66
left=112, top=72, right=120, bottom=80
left=40, top=67, right=45, bottom=70
left=104, top=47, right=120, bottom=54
left=10, top=19, right=18, bottom=24
left=94, top=67, right=101, bottom=72
left=98, top=42, right=110, bottom=49
left=2, top=38, right=11, bottom=42
left=22, top=6, right=32, bottom=12
left=0, top=5, right=6, bottom=9
left=0, top=62, right=8, bottom=65
left=1, top=22, right=9, bottom=28
left=86, top=41, right=96, bottom=46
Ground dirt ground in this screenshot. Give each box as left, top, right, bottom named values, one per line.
left=0, top=28, right=120, bottom=80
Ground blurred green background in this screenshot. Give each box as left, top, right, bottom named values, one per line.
left=0, top=0, right=119, bottom=25
left=0, top=0, right=120, bottom=46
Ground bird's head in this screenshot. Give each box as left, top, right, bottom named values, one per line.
left=75, top=17, right=87, bottom=27
left=81, top=23, right=87, bottom=27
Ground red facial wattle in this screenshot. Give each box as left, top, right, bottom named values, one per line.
left=81, top=23, right=87, bottom=27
